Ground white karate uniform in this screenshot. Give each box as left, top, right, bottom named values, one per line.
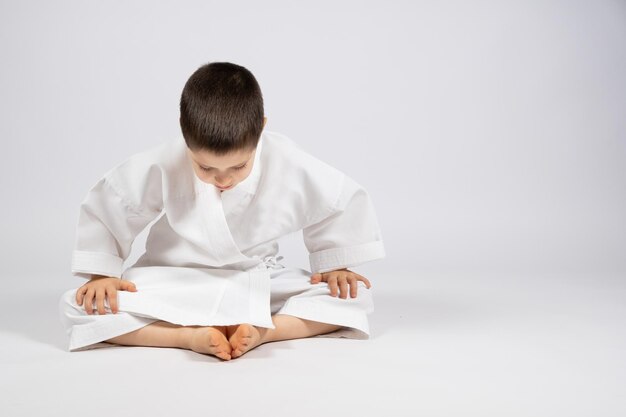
left=58, top=129, right=385, bottom=351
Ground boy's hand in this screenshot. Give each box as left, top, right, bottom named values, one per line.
left=310, top=268, right=372, bottom=299
left=75, top=276, right=137, bottom=315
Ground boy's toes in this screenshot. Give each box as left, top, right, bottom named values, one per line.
left=190, top=327, right=232, bottom=360
left=229, top=324, right=262, bottom=358
left=215, top=350, right=231, bottom=361
left=211, top=337, right=232, bottom=360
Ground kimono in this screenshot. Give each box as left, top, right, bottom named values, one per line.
left=58, top=128, right=385, bottom=351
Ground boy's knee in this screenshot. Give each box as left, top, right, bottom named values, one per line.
left=59, top=288, right=81, bottom=313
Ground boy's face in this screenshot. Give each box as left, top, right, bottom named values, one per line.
left=187, top=146, right=256, bottom=192
left=186, top=117, right=266, bottom=192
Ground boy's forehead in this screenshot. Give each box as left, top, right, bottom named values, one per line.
left=187, top=146, right=256, bottom=168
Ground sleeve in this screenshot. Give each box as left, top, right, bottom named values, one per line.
left=70, top=161, right=164, bottom=280
left=303, top=174, right=386, bottom=274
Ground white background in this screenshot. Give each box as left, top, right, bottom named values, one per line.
left=1, top=1, right=625, bottom=416
left=1, top=0, right=624, bottom=286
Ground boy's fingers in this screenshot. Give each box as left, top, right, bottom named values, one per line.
left=338, top=276, right=349, bottom=299
left=352, top=272, right=372, bottom=289
left=362, top=277, right=372, bottom=289
left=95, top=291, right=106, bottom=315
left=119, top=280, right=137, bottom=292
left=310, top=273, right=322, bottom=283
left=76, top=286, right=87, bottom=305
left=349, top=276, right=358, bottom=298
left=107, top=288, right=118, bottom=314
left=84, top=289, right=95, bottom=315
left=327, top=275, right=338, bottom=297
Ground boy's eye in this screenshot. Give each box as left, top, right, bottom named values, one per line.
left=200, top=163, right=247, bottom=172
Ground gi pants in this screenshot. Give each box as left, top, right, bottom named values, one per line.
left=58, top=263, right=374, bottom=351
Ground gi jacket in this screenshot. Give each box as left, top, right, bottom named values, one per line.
left=71, top=129, right=385, bottom=280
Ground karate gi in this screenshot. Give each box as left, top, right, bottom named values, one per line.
left=59, top=129, right=385, bottom=351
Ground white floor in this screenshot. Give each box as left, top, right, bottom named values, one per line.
left=1, top=272, right=625, bottom=417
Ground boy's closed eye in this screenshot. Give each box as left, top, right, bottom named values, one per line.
left=200, top=163, right=247, bottom=172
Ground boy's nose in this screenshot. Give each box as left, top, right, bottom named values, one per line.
left=215, top=176, right=231, bottom=186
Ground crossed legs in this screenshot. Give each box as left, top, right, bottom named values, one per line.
left=105, top=314, right=342, bottom=361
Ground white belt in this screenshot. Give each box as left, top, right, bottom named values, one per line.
left=261, top=255, right=285, bottom=270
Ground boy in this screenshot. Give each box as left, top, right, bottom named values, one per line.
left=59, top=62, right=385, bottom=361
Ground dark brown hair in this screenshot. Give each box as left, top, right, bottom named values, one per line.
left=180, top=62, right=264, bottom=154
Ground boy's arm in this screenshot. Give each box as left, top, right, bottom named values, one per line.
left=71, top=161, right=164, bottom=280
left=302, top=174, right=385, bottom=274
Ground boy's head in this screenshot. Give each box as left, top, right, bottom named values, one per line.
left=180, top=62, right=266, bottom=191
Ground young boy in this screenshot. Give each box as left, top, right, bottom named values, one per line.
left=59, top=62, right=385, bottom=361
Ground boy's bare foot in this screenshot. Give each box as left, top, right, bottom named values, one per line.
left=105, top=317, right=342, bottom=361
left=188, top=325, right=232, bottom=361
left=227, top=323, right=267, bottom=358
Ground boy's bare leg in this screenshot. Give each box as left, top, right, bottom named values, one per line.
left=105, top=315, right=342, bottom=361
left=227, top=314, right=342, bottom=358
left=106, top=321, right=233, bottom=361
